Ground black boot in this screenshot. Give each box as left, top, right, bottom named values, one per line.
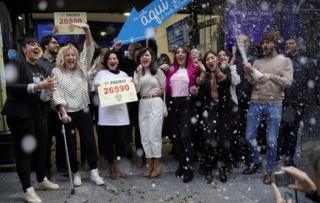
left=175, top=165, right=185, bottom=177
left=183, top=170, right=194, bottom=183
left=219, top=167, right=227, bottom=183
left=204, top=169, right=213, bottom=184
left=198, top=163, right=205, bottom=175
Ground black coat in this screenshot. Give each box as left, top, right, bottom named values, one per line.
left=2, top=54, right=48, bottom=118
left=284, top=54, right=319, bottom=106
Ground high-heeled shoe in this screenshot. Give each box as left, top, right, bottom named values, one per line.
left=144, top=158, right=154, bottom=177
left=150, top=158, right=161, bottom=178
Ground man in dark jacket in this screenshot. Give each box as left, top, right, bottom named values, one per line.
left=277, top=38, right=319, bottom=166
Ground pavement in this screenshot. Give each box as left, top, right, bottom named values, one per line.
left=0, top=140, right=317, bottom=203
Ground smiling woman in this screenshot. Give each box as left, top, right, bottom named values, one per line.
left=2, top=37, right=59, bottom=202
left=51, top=23, right=105, bottom=187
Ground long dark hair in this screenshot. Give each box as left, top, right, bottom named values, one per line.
left=203, top=50, right=218, bottom=72
left=138, top=47, right=158, bottom=75
left=103, top=50, right=119, bottom=73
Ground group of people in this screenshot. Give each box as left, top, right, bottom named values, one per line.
left=2, top=22, right=320, bottom=203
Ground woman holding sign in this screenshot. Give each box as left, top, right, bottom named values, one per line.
left=134, top=47, right=167, bottom=178
left=52, top=23, right=104, bottom=186
left=94, top=50, right=132, bottom=180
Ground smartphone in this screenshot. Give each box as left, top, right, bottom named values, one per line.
left=273, top=170, right=295, bottom=187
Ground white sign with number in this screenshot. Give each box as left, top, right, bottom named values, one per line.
left=97, top=77, right=138, bottom=107
left=54, top=12, right=87, bottom=35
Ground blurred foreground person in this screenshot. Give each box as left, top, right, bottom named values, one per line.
left=271, top=145, right=320, bottom=202
left=2, top=37, right=59, bottom=203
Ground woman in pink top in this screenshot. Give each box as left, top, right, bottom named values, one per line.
left=166, top=46, right=199, bottom=183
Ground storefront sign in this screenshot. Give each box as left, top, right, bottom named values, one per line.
left=97, top=77, right=138, bottom=107
left=54, top=12, right=87, bottom=35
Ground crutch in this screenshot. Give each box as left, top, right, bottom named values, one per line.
left=58, top=112, right=75, bottom=195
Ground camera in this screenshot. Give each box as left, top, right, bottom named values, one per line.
left=273, top=170, right=295, bottom=187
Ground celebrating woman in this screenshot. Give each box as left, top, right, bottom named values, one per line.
left=196, top=51, right=234, bottom=184
left=165, top=46, right=199, bottom=183
left=134, top=47, right=167, bottom=178
left=93, top=50, right=132, bottom=180
left=3, top=37, right=59, bottom=203
left=52, top=23, right=104, bottom=186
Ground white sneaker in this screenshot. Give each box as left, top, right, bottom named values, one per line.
left=73, top=172, right=82, bottom=187
left=90, top=168, right=105, bottom=186
left=34, top=177, right=59, bottom=191
left=24, top=187, right=42, bottom=203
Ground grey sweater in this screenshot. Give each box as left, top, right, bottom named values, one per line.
left=247, top=54, right=293, bottom=103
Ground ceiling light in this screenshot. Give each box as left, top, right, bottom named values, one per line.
left=124, top=12, right=130, bottom=16
left=100, top=31, right=107, bottom=36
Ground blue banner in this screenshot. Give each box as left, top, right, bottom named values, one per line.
left=116, top=0, right=192, bottom=45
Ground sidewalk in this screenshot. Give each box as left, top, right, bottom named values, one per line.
left=0, top=151, right=314, bottom=203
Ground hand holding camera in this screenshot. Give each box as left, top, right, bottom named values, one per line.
left=281, top=166, right=317, bottom=194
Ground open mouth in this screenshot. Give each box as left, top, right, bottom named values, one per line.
left=66, top=59, right=75, bottom=66
left=142, top=59, right=149, bottom=65
left=110, top=62, right=117, bottom=67
left=32, top=49, right=40, bottom=55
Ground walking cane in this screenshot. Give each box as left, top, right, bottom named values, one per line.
left=58, top=113, right=75, bottom=195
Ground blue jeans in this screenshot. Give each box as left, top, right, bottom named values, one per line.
left=245, top=103, right=282, bottom=173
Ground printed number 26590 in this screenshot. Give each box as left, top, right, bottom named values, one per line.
left=104, top=84, right=129, bottom=94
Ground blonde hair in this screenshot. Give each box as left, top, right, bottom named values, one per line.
left=56, top=45, right=79, bottom=70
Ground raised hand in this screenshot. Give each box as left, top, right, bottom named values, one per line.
left=189, top=85, right=199, bottom=96
left=159, top=64, right=170, bottom=72
left=197, top=60, right=206, bottom=73
left=136, top=64, right=143, bottom=75
left=71, top=23, right=90, bottom=31
left=244, top=63, right=253, bottom=74
left=37, top=76, right=56, bottom=90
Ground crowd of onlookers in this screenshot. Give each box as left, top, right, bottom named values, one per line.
left=2, top=23, right=320, bottom=202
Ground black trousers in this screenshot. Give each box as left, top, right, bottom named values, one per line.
left=202, top=107, right=232, bottom=169
left=168, top=97, right=194, bottom=171
left=99, top=125, right=132, bottom=164
left=278, top=103, right=306, bottom=161
left=46, top=110, right=66, bottom=172
left=63, top=109, right=98, bottom=173
left=7, top=110, right=47, bottom=192
left=128, top=101, right=142, bottom=154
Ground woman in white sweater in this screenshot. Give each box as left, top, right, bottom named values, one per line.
left=52, top=23, right=104, bottom=187
left=134, top=47, right=167, bottom=178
